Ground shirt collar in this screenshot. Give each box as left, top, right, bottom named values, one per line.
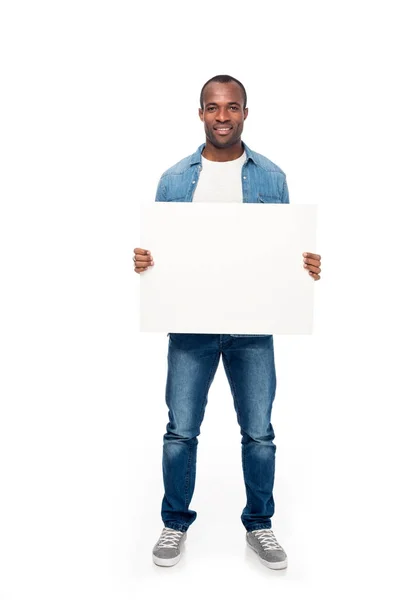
left=189, top=141, right=257, bottom=166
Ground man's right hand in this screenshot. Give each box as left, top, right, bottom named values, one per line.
left=133, top=248, right=154, bottom=274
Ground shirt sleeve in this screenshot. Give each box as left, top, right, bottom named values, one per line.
left=281, top=176, right=290, bottom=204
left=155, top=177, right=166, bottom=202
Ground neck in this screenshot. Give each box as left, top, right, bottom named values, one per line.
left=202, top=139, right=244, bottom=162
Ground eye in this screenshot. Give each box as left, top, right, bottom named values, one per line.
left=207, top=106, right=216, bottom=112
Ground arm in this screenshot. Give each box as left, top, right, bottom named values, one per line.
left=133, top=177, right=162, bottom=273
left=282, top=175, right=322, bottom=280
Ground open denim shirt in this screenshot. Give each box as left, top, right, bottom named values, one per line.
left=155, top=141, right=289, bottom=336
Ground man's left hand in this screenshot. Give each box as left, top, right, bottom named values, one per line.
left=303, top=252, right=321, bottom=281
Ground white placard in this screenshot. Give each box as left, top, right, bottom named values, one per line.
left=140, top=203, right=317, bottom=334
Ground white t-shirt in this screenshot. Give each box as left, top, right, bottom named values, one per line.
left=192, top=151, right=246, bottom=203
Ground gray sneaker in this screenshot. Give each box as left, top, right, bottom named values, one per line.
left=246, top=529, right=288, bottom=569
left=152, top=527, right=187, bottom=567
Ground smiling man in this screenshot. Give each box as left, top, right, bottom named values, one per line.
left=133, top=75, right=322, bottom=570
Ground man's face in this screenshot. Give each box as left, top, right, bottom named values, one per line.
left=199, top=81, right=248, bottom=149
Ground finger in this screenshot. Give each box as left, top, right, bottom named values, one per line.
left=303, top=252, right=321, bottom=261
left=135, top=260, right=154, bottom=268
left=304, top=264, right=321, bottom=275
left=309, top=272, right=321, bottom=281
left=133, top=254, right=153, bottom=263
left=133, top=248, right=151, bottom=256
left=134, top=266, right=149, bottom=273
left=133, top=252, right=152, bottom=261
left=303, top=258, right=320, bottom=267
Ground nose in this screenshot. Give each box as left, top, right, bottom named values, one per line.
left=216, top=107, right=229, bottom=122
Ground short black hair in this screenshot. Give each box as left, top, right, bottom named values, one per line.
left=200, top=75, right=247, bottom=110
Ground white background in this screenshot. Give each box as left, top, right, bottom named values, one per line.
left=1, top=1, right=399, bottom=598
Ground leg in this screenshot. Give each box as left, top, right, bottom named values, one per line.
left=221, top=335, right=277, bottom=531
left=161, top=334, right=221, bottom=531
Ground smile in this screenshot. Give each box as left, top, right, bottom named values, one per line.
left=214, top=127, right=232, bottom=135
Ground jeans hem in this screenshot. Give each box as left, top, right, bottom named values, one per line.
left=163, top=521, right=189, bottom=532
left=245, top=524, right=272, bottom=532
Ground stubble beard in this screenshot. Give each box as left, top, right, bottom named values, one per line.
left=205, top=124, right=243, bottom=149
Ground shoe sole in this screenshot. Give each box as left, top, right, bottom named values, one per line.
left=152, top=554, right=181, bottom=567
left=246, top=540, right=288, bottom=570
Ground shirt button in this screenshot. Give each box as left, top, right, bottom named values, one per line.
left=243, top=176, right=247, bottom=179
left=192, top=181, right=196, bottom=184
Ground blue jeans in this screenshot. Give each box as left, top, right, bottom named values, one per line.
left=161, top=334, right=277, bottom=532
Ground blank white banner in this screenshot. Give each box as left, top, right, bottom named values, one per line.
left=140, top=203, right=317, bottom=334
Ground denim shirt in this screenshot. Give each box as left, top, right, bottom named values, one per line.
left=155, top=141, right=289, bottom=205
left=156, top=141, right=289, bottom=336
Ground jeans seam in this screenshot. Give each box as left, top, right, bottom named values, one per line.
left=242, top=443, right=252, bottom=513
left=184, top=442, right=193, bottom=508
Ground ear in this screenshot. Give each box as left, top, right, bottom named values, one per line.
left=244, top=107, right=248, bottom=120
left=198, top=108, right=204, bottom=122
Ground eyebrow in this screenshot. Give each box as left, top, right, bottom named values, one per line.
left=205, top=101, right=241, bottom=107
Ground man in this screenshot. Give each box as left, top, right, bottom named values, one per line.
left=133, top=75, right=322, bottom=570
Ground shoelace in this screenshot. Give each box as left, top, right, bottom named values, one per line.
left=253, top=529, right=283, bottom=551
left=157, top=527, right=185, bottom=549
